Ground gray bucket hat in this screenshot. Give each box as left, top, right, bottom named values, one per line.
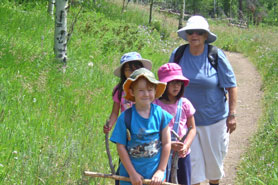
left=177, top=15, right=217, bottom=43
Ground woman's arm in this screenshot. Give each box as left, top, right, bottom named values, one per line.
left=117, top=144, right=143, bottom=185
left=226, top=86, right=237, bottom=134
left=103, top=102, right=120, bottom=133
left=151, top=125, right=171, bottom=184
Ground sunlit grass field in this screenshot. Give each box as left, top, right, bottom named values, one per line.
left=0, top=1, right=277, bottom=184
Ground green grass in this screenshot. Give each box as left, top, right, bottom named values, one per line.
left=0, top=1, right=172, bottom=184
left=0, top=0, right=278, bottom=184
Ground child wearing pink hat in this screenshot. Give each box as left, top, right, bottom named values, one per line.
left=154, top=63, right=196, bottom=185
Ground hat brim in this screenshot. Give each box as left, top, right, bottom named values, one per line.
left=113, top=59, right=152, bottom=77
left=123, top=74, right=166, bottom=102
left=160, top=75, right=189, bottom=87
left=177, top=27, right=217, bottom=43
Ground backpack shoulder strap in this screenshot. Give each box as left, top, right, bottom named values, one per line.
left=174, top=44, right=188, bottom=64
left=124, top=107, right=132, bottom=131
left=171, top=98, right=183, bottom=140
left=208, top=45, right=219, bottom=70
left=160, top=111, right=165, bottom=132
left=125, top=107, right=165, bottom=140
left=208, top=45, right=228, bottom=101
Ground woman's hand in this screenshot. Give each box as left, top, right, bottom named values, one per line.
left=226, top=114, right=236, bottom=134
left=150, top=169, right=164, bottom=185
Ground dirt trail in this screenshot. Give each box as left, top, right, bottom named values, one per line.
left=201, top=52, right=263, bottom=185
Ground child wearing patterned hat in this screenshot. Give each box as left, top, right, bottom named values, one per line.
left=110, top=68, right=173, bottom=185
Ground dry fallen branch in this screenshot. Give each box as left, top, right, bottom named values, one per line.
left=84, top=171, right=180, bottom=185
left=105, top=120, right=115, bottom=174
left=170, top=127, right=192, bottom=183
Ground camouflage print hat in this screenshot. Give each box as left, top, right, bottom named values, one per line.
left=123, top=68, right=166, bottom=102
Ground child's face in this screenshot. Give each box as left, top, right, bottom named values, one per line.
left=123, top=62, right=143, bottom=78
left=129, top=78, right=156, bottom=106
left=167, top=80, right=183, bottom=97
left=124, top=64, right=133, bottom=78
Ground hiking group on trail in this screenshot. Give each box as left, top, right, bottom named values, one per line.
left=102, top=15, right=238, bottom=185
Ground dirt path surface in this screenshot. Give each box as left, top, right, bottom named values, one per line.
left=201, top=52, right=263, bottom=185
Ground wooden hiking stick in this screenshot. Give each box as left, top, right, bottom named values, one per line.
left=84, top=171, right=180, bottom=185
left=170, top=126, right=192, bottom=184
left=105, top=120, right=115, bottom=174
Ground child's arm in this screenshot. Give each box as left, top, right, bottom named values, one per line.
left=151, top=125, right=171, bottom=184
left=178, top=116, right=196, bottom=157
left=117, top=143, right=143, bottom=184
left=103, top=102, right=120, bottom=133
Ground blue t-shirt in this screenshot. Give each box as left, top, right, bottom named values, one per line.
left=169, top=44, right=237, bottom=126
left=110, top=103, right=173, bottom=185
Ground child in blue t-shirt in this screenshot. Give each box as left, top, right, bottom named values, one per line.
left=110, top=68, right=173, bottom=185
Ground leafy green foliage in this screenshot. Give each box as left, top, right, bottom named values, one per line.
left=0, top=1, right=172, bottom=184
left=0, top=0, right=278, bottom=184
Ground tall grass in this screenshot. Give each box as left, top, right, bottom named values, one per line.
left=0, top=0, right=277, bottom=184
left=0, top=1, right=173, bottom=184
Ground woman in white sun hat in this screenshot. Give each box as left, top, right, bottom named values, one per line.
left=169, top=15, right=238, bottom=185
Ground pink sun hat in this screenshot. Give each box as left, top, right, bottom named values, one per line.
left=158, top=63, right=189, bottom=87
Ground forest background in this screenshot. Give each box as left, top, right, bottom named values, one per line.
left=0, top=0, right=277, bottom=184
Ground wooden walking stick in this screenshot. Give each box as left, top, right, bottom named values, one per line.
left=170, top=126, right=192, bottom=184
left=105, top=120, right=115, bottom=174
left=84, top=171, right=180, bottom=185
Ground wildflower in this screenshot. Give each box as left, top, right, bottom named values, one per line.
left=88, top=62, right=94, bottom=67
left=12, top=151, right=18, bottom=154
left=33, top=98, right=37, bottom=103
left=0, top=163, right=3, bottom=167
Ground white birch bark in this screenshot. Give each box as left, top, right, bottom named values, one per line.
left=149, top=0, right=154, bottom=24
left=54, top=0, right=68, bottom=63
left=48, top=0, right=55, bottom=15
left=178, top=0, right=185, bottom=29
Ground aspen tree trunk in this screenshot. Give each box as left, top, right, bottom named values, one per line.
left=149, top=0, right=154, bottom=24
left=121, top=0, right=126, bottom=13
left=54, top=0, right=68, bottom=63
left=214, top=0, right=216, bottom=17
left=178, top=0, right=185, bottom=29
left=48, top=0, right=55, bottom=15
left=238, top=0, right=243, bottom=20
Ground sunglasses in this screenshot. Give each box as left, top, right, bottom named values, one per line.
left=186, top=30, right=206, bottom=35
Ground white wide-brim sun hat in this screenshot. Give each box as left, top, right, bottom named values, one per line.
left=177, top=15, right=217, bottom=43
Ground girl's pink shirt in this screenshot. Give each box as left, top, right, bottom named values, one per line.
left=112, top=85, right=133, bottom=112
left=154, top=97, right=195, bottom=154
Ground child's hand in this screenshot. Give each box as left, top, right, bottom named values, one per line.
left=129, top=172, right=143, bottom=185
left=171, top=141, right=184, bottom=152
left=178, top=143, right=189, bottom=158
left=151, top=169, right=164, bottom=185
left=103, top=124, right=111, bottom=134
